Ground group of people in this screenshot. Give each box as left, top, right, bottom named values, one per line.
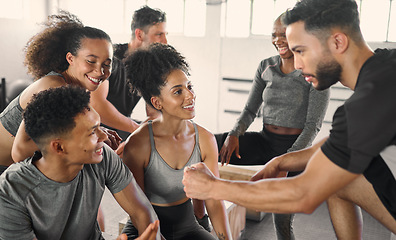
left=0, top=0, right=395, bottom=240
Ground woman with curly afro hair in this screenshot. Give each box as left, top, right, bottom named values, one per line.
left=0, top=11, right=114, bottom=166
left=120, top=43, right=232, bottom=240
left=0, top=10, right=114, bottom=231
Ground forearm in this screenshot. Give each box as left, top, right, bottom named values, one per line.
left=277, top=137, right=328, bottom=172
left=92, top=102, right=139, bottom=133
left=210, top=177, right=309, bottom=214
left=205, top=199, right=232, bottom=240
left=11, top=140, right=37, bottom=162
left=287, top=124, right=318, bottom=152
left=115, top=181, right=160, bottom=239
left=11, top=121, right=38, bottom=162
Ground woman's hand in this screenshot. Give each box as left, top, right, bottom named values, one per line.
left=219, top=135, right=240, bottom=166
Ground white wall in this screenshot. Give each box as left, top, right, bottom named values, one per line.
left=1, top=2, right=396, bottom=136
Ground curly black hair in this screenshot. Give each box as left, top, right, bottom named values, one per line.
left=24, top=10, right=112, bottom=80
left=130, top=5, right=166, bottom=38
left=283, top=0, right=363, bottom=44
left=123, top=43, right=190, bottom=109
left=23, top=86, right=90, bottom=150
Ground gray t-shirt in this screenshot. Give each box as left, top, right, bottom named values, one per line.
left=0, top=145, right=132, bottom=240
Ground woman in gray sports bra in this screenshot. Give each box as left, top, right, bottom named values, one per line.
left=121, top=43, right=232, bottom=240
left=0, top=12, right=113, bottom=173
left=0, top=11, right=114, bottom=231
left=0, top=11, right=114, bottom=170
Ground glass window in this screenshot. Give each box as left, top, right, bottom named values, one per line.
left=274, top=0, right=296, bottom=16
left=124, top=0, right=147, bottom=34
left=59, top=0, right=124, bottom=34
left=185, top=0, right=206, bottom=37
left=222, top=0, right=251, bottom=37
left=251, top=0, right=275, bottom=35
left=0, top=0, right=24, bottom=19
left=359, top=0, right=390, bottom=41
left=386, top=0, right=396, bottom=41
left=148, top=0, right=184, bottom=34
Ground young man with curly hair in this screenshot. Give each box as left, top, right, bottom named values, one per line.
left=0, top=86, right=160, bottom=240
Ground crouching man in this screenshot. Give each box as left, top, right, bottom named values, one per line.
left=0, top=86, right=160, bottom=240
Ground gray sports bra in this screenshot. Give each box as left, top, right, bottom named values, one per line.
left=144, top=120, right=202, bottom=204
left=0, top=71, right=66, bottom=136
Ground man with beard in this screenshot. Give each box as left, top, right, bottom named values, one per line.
left=182, top=0, right=396, bottom=238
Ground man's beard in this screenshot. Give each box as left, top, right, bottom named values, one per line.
left=315, top=57, right=342, bottom=91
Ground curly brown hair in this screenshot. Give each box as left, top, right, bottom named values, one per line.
left=24, top=11, right=112, bottom=80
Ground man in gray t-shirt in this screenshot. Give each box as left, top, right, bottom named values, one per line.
left=0, top=86, right=160, bottom=240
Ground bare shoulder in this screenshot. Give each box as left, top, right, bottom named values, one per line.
left=195, top=123, right=216, bottom=143
left=124, top=123, right=151, bottom=163
left=194, top=123, right=219, bottom=173
left=36, top=74, right=67, bottom=89
left=19, top=75, right=67, bottom=108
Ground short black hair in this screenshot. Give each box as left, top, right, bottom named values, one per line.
left=123, top=43, right=189, bottom=109
left=283, top=0, right=363, bottom=43
left=131, top=5, right=166, bottom=38
left=23, top=86, right=91, bottom=150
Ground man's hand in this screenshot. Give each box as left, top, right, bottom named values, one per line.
left=101, top=127, right=122, bottom=150
left=183, top=163, right=217, bottom=200
left=116, top=220, right=159, bottom=240
left=219, top=135, right=240, bottom=166
left=250, top=156, right=286, bottom=181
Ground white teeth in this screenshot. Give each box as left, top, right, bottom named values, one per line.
left=87, top=75, right=101, bottom=83
left=183, top=104, right=194, bottom=109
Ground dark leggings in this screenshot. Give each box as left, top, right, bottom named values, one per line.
left=215, top=128, right=299, bottom=165
left=122, top=199, right=215, bottom=240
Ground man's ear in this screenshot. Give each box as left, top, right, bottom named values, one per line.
left=150, top=96, right=162, bottom=111
left=135, top=28, right=144, bottom=41
left=330, top=32, right=349, bottom=54
left=50, top=139, right=65, bottom=155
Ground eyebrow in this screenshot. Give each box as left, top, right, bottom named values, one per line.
left=86, top=54, right=112, bottom=62
left=291, top=45, right=303, bottom=52
left=170, top=81, right=191, bottom=90
left=89, top=124, right=100, bottom=132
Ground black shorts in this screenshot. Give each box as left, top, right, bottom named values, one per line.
left=363, top=154, right=396, bottom=220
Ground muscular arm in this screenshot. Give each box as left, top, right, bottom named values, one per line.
left=90, top=80, right=139, bottom=133
left=11, top=120, right=38, bottom=162
left=198, top=126, right=232, bottom=240
left=11, top=75, right=67, bottom=162
left=122, top=125, right=150, bottom=191
left=184, top=145, right=359, bottom=214
left=113, top=179, right=160, bottom=240
left=251, top=137, right=328, bottom=180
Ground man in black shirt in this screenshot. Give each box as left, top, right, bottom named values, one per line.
left=182, top=0, right=396, bottom=238
left=91, top=6, right=167, bottom=140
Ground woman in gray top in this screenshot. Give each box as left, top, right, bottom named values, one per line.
left=216, top=14, right=329, bottom=240
left=0, top=11, right=114, bottom=172
left=122, top=43, right=232, bottom=240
